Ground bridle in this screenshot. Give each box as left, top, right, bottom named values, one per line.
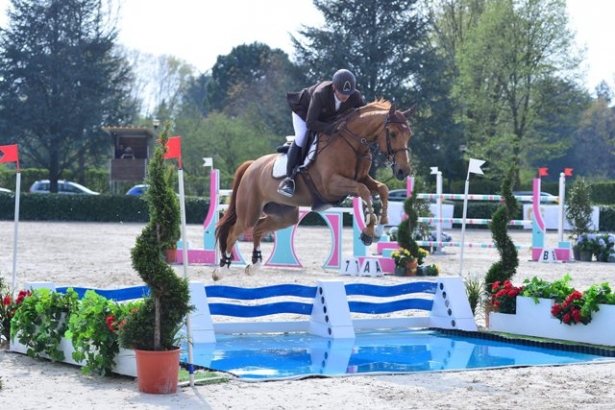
left=335, top=111, right=410, bottom=166
left=382, top=113, right=411, bottom=168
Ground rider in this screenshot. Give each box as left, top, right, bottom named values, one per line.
left=277, top=68, right=366, bottom=197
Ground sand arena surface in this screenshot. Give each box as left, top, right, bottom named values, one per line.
left=2, top=221, right=615, bottom=409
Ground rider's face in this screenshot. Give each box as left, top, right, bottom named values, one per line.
left=333, top=86, right=350, bottom=102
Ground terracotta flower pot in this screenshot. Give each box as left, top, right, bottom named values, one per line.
left=165, top=248, right=177, bottom=264
left=134, top=347, right=181, bottom=394
left=405, top=260, right=418, bottom=276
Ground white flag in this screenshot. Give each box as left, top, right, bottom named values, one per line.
left=468, top=158, right=485, bottom=175
left=203, top=157, right=213, bottom=167
left=430, top=167, right=439, bottom=175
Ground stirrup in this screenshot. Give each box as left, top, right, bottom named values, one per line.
left=277, top=178, right=295, bottom=197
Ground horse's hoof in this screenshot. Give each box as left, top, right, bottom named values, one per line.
left=245, top=261, right=261, bottom=276
left=212, top=268, right=223, bottom=281
left=360, top=232, right=373, bottom=246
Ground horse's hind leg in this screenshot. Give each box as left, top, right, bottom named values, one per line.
left=213, top=222, right=245, bottom=281
left=244, top=204, right=299, bottom=275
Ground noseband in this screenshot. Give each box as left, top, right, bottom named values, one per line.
left=383, top=113, right=411, bottom=168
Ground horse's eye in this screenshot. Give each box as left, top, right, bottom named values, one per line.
left=390, top=131, right=396, bottom=138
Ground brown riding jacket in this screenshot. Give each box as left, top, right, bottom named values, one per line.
left=287, top=81, right=366, bottom=134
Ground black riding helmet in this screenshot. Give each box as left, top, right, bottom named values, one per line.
left=332, top=69, right=356, bottom=96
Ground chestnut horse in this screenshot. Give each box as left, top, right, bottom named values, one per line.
left=213, top=99, right=414, bottom=280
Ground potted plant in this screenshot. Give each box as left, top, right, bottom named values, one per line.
left=390, top=248, right=416, bottom=276
left=565, top=177, right=593, bottom=261
left=118, top=122, right=191, bottom=394
left=484, top=164, right=518, bottom=293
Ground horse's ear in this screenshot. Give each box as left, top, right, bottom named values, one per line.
left=402, top=104, right=416, bottom=118
left=388, top=104, right=396, bottom=116
left=402, top=104, right=417, bottom=119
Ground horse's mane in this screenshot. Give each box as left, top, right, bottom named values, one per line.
left=365, top=98, right=392, bottom=110
left=335, top=98, right=392, bottom=123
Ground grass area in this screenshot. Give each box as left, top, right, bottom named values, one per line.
left=178, top=368, right=230, bottom=386
left=488, top=330, right=615, bottom=353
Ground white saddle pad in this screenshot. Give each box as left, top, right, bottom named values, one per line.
left=272, top=137, right=318, bottom=178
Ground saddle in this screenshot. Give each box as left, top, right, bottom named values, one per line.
left=273, top=131, right=347, bottom=212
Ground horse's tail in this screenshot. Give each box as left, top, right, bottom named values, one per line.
left=215, top=160, right=254, bottom=256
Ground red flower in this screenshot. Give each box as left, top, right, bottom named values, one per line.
left=491, top=281, right=523, bottom=314
left=105, top=315, right=117, bottom=332
left=2, top=295, right=11, bottom=306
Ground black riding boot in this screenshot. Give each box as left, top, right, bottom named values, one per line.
left=277, top=141, right=302, bottom=197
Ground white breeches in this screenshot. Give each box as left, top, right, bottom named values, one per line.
left=292, top=112, right=308, bottom=148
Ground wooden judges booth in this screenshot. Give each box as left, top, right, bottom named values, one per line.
left=103, top=126, right=158, bottom=189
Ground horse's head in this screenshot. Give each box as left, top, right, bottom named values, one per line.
left=380, top=104, right=414, bottom=180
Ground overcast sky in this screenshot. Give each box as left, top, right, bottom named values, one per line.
left=0, top=0, right=612, bottom=93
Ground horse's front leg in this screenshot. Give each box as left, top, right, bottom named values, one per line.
left=364, top=177, right=390, bottom=227
left=327, top=176, right=376, bottom=246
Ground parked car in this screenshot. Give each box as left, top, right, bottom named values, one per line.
left=126, top=184, right=149, bottom=196
left=387, top=189, right=408, bottom=202
left=372, top=189, right=408, bottom=202
left=29, top=180, right=99, bottom=195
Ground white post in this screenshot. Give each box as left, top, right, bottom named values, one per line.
left=458, top=176, right=470, bottom=276
left=178, top=169, right=194, bottom=387
left=436, top=171, right=443, bottom=253
left=11, top=172, right=21, bottom=293
left=558, top=172, right=566, bottom=242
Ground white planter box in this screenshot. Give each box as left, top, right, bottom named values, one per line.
left=10, top=336, right=137, bottom=377
left=489, top=296, right=615, bottom=346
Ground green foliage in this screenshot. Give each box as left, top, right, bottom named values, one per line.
left=581, top=283, right=615, bottom=319
left=395, top=182, right=432, bottom=265
left=565, top=177, right=593, bottom=242
left=521, top=274, right=576, bottom=303
left=484, top=164, right=519, bottom=292
left=464, top=275, right=486, bottom=316
left=0, top=276, right=14, bottom=344
left=119, top=122, right=191, bottom=351
left=453, top=0, right=576, bottom=183
left=10, top=288, right=79, bottom=362
left=0, top=193, right=210, bottom=224
left=66, top=291, right=142, bottom=376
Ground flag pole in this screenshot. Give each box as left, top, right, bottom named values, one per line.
left=459, top=158, right=485, bottom=276
left=177, top=166, right=194, bottom=387
left=458, top=171, right=470, bottom=276
left=11, top=172, right=21, bottom=292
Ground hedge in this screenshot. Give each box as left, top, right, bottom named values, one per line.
left=1, top=194, right=614, bottom=232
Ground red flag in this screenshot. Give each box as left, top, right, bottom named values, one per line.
left=0, top=144, right=19, bottom=170
left=564, top=168, right=573, bottom=177
left=538, top=167, right=548, bottom=177
left=163, top=136, right=182, bottom=167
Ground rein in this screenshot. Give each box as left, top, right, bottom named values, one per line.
left=337, top=111, right=409, bottom=173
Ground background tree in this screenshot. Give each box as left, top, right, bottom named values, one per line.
left=453, top=0, right=579, bottom=185
left=528, top=77, right=591, bottom=176
left=206, top=42, right=299, bottom=137
left=570, top=98, right=615, bottom=178
left=0, top=0, right=137, bottom=190
left=292, top=0, right=429, bottom=107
